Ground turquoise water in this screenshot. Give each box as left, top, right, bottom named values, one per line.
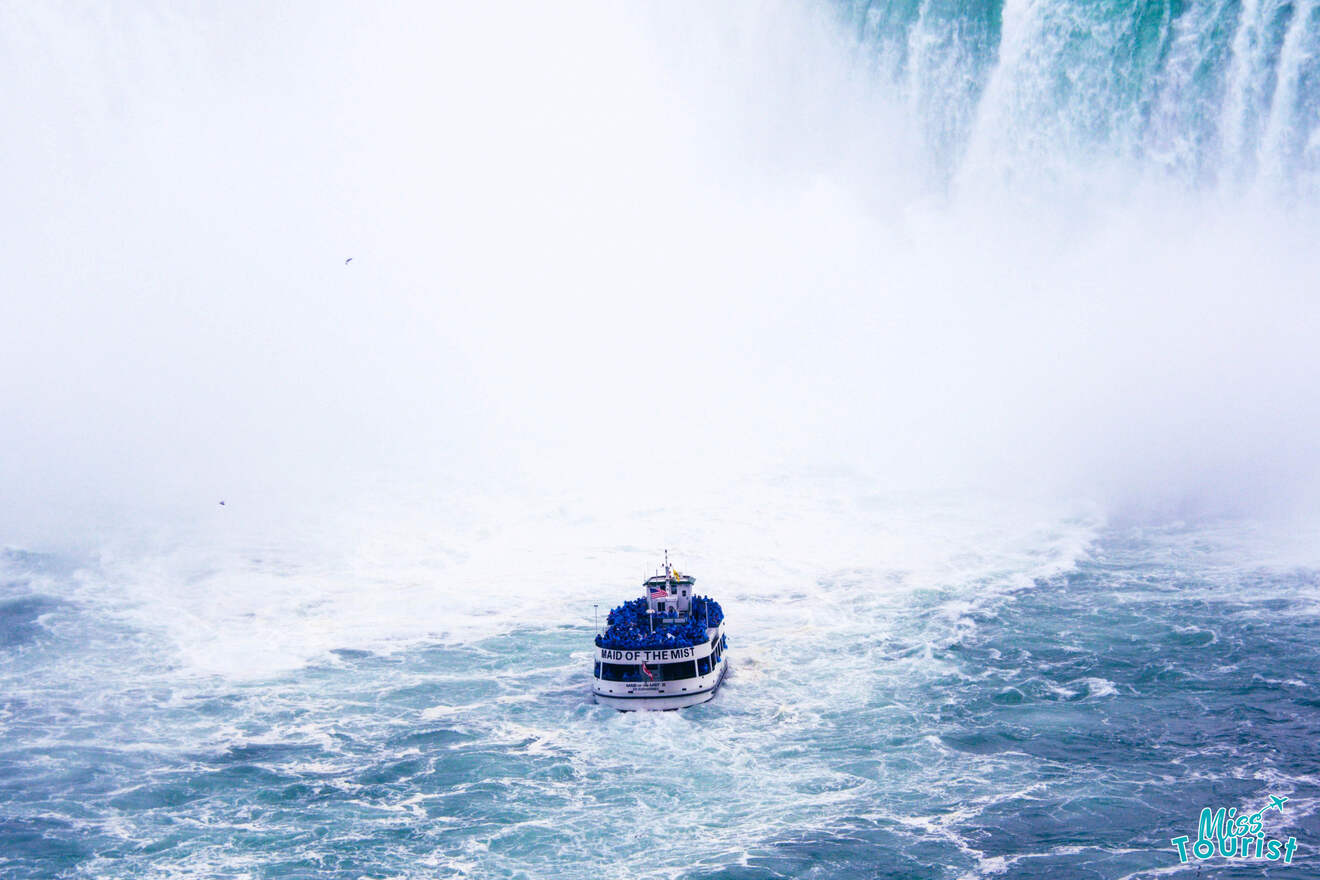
left=2, top=499, right=1317, bottom=878
left=4, top=0, right=1320, bottom=876
left=842, top=0, right=1320, bottom=191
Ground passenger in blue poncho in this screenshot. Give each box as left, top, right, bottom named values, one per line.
left=598, top=594, right=724, bottom=651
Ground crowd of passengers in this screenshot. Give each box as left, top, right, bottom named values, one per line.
left=594, top=596, right=724, bottom=650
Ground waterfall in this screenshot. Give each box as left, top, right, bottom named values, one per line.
left=841, top=0, right=1320, bottom=194
left=1258, top=0, right=1320, bottom=186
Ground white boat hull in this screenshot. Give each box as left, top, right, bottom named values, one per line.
left=592, top=653, right=727, bottom=711
left=593, top=686, right=720, bottom=711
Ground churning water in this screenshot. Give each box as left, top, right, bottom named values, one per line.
left=3, top=0, right=1320, bottom=877
left=2, top=481, right=1318, bottom=879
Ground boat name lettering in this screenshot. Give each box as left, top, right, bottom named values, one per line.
left=600, top=647, right=695, bottom=662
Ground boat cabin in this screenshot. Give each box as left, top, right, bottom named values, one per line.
left=646, top=572, right=695, bottom=618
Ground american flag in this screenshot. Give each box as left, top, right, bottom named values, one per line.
left=649, top=585, right=668, bottom=600
left=641, top=662, right=655, bottom=681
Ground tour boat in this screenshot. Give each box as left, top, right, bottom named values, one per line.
left=591, top=556, right=728, bottom=710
